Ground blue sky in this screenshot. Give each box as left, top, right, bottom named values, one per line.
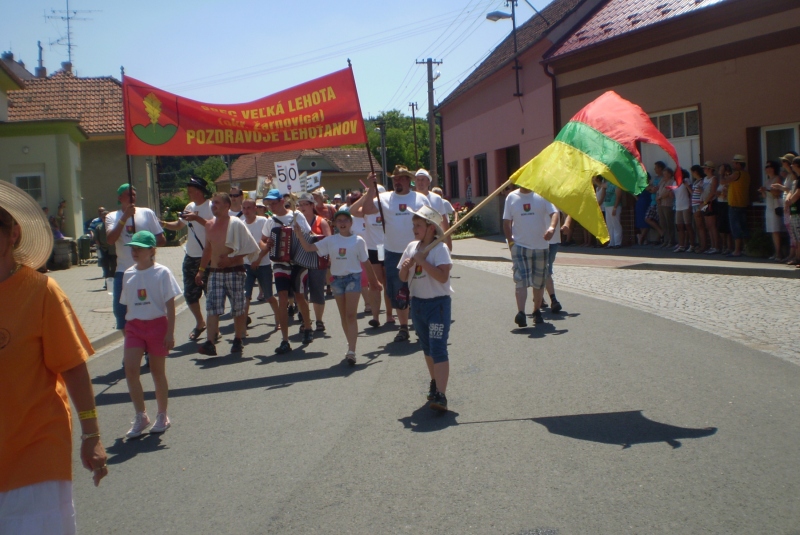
left=2, top=0, right=553, bottom=118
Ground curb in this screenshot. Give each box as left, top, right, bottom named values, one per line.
left=452, top=254, right=800, bottom=279
left=89, top=295, right=187, bottom=352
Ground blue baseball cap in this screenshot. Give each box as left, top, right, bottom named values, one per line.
left=265, top=189, right=282, bottom=201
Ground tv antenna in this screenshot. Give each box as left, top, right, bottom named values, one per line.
left=45, top=0, right=99, bottom=65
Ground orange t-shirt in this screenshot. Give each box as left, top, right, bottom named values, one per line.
left=0, top=266, right=93, bottom=492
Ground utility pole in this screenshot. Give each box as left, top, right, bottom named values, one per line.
left=416, top=58, right=442, bottom=183
left=409, top=102, right=419, bottom=168
left=376, top=120, right=388, bottom=187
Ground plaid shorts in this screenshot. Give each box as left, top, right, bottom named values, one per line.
left=511, top=245, right=549, bottom=290
left=206, top=270, right=246, bottom=317
left=646, top=205, right=659, bottom=222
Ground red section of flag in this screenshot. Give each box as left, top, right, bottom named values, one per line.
left=570, top=91, right=682, bottom=185
left=123, top=68, right=367, bottom=156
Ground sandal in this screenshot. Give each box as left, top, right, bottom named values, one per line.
left=346, top=350, right=356, bottom=366
left=394, top=328, right=410, bottom=342
left=189, top=327, right=206, bottom=341
left=315, top=320, right=326, bottom=332
left=368, top=319, right=381, bottom=328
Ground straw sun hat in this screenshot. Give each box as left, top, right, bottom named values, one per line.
left=0, top=181, right=53, bottom=269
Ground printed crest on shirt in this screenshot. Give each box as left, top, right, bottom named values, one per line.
left=376, top=216, right=382, bottom=223
left=126, top=225, right=135, bottom=234
left=414, top=265, right=423, bottom=277
left=137, top=289, right=147, bottom=301
left=399, top=204, right=407, bottom=212
left=338, top=248, right=346, bottom=257
left=523, top=203, right=531, bottom=212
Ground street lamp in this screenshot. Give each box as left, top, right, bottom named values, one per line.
left=487, top=1, right=522, bottom=97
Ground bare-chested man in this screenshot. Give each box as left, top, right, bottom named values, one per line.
left=195, top=193, right=259, bottom=356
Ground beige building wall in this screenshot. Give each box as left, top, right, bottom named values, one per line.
left=0, top=133, right=84, bottom=237
left=81, top=138, right=157, bottom=217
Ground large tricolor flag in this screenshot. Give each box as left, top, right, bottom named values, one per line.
left=510, top=91, right=681, bottom=243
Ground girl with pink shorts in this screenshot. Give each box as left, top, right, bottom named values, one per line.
left=119, top=231, right=182, bottom=439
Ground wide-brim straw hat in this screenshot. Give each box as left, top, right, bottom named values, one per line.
left=389, top=165, right=415, bottom=180
left=408, top=205, right=444, bottom=237
left=0, top=181, right=53, bottom=269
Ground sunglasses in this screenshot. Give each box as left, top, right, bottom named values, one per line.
left=230, top=193, right=244, bottom=198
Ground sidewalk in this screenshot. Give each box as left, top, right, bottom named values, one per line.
left=452, top=234, right=800, bottom=279
left=47, top=246, right=187, bottom=350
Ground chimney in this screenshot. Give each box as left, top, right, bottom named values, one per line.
left=61, top=61, right=72, bottom=75
left=35, top=41, right=46, bottom=78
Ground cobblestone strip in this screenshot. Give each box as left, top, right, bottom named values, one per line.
left=455, top=259, right=800, bottom=367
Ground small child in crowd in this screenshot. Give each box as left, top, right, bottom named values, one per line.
left=120, top=231, right=182, bottom=438
left=399, top=206, right=453, bottom=412
left=295, top=210, right=382, bottom=365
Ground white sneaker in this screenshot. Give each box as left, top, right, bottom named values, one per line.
left=126, top=412, right=151, bottom=438
left=150, top=412, right=171, bottom=434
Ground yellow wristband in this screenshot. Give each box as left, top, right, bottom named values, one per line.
left=198, top=267, right=206, bottom=272
left=507, top=240, right=515, bottom=247
left=79, top=409, right=98, bottom=420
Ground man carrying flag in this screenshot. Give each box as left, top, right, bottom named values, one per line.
left=503, top=187, right=559, bottom=327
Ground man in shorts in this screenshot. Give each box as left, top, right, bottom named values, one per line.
left=355, top=166, right=430, bottom=342
left=160, top=177, right=212, bottom=342
left=261, top=188, right=314, bottom=354
left=503, top=186, right=559, bottom=327
left=195, top=193, right=259, bottom=356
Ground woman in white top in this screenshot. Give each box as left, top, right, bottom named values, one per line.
left=760, top=161, right=784, bottom=260
left=295, top=210, right=381, bottom=365
left=776, top=153, right=799, bottom=263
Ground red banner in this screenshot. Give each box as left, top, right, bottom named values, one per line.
left=123, top=68, right=367, bottom=156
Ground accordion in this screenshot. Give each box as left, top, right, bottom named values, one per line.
left=268, top=224, right=293, bottom=263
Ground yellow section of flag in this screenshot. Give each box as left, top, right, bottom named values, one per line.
left=509, top=141, right=617, bottom=244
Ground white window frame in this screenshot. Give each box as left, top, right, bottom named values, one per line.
left=649, top=106, right=700, bottom=141
left=12, top=172, right=46, bottom=206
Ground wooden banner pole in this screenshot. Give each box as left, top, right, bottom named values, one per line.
left=421, top=178, right=513, bottom=254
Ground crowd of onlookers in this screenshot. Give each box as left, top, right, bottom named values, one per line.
left=572, top=152, right=800, bottom=266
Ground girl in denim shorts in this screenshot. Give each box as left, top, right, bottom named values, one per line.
left=295, top=210, right=382, bottom=365
left=399, top=206, right=453, bottom=412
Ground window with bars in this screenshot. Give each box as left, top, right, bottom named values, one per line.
left=651, top=108, right=699, bottom=140
left=475, top=154, right=488, bottom=197
left=14, top=174, right=45, bottom=204
left=448, top=162, right=459, bottom=198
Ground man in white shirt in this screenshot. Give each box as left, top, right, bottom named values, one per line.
left=228, top=185, right=244, bottom=218
left=502, top=187, right=559, bottom=327
left=354, top=165, right=430, bottom=342
left=241, top=197, right=278, bottom=326
left=260, top=188, right=314, bottom=354
left=105, top=183, right=165, bottom=331
left=415, top=169, right=451, bottom=249
left=160, top=177, right=213, bottom=342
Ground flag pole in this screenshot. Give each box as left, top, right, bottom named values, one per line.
left=348, top=58, right=387, bottom=233
left=421, top=178, right=513, bottom=254
left=121, top=65, right=135, bottom=233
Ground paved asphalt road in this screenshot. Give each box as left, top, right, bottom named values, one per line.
left=73, top=263, right=800, bottom=534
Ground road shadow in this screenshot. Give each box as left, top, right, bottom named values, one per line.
left=509, top=323, right=569, bottom=338
left=544, top=312, right=580, bottom=321
left=362, top=339, right=420, bottom=359
left=531, top=410, right=717, bottom=449
left=95, top=359, right=382, bottom=407
left=398, top=403, right=460, bottom=432
left=254, top=350, right=329, bottom=365
left=192, top=355, right=255, bottom=369
left=105, top=434, right=168, bottom=465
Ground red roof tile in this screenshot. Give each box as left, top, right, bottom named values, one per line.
left=215, top=147, right=376, bottom=184
left=7, top=71, right=123, bottom=135
left=438, top=0, right=588, bottom=109
left=547, top=0, right=728, bottom=59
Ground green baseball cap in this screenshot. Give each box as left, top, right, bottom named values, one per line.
left=125, top=230, right=157, bottom=248
left=333, top=209, right=352, bottom=220
left=117, top=183, right=135, bottom=197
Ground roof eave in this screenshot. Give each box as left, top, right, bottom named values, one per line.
left=0, top=119, right=89, bottom=143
